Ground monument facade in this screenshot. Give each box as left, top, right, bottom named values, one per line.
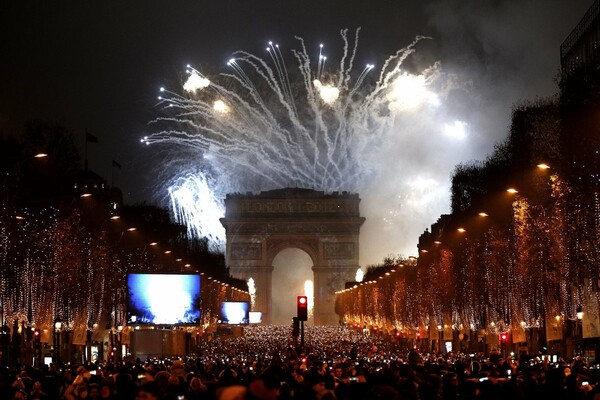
left=220, top=188, right=365, bottom=325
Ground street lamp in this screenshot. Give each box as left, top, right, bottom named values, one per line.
left=54, top=321, right=62, bottom=365
left=437, top=324, right=443, bottom=353
left=575, top=306, right=583, bottom=356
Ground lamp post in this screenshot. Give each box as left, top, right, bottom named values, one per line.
left=576, top=306, right=583, bottom=356
left=438, top=324, right=443, bottom=353
left=117, top=325, right=123, bottom=362
left=54, top=321, right=61, bottom=365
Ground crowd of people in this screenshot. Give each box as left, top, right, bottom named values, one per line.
left=2, top=325, right=599, bottom=399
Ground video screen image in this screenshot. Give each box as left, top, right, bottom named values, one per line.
left=218, top=301, right=250, bottom=325
left=249, top=311, right=262, bottom=324
left=127, top=273, right=201, bottom=325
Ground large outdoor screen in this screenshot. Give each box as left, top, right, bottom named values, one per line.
left=218, top=301, right=250, bottom=325
left=249, top=311, right=262, bottom=324
left=127, top=273, right=201, bottom=325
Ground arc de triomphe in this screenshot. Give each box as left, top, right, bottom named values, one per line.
left=220, top=188, right=365, bottom=325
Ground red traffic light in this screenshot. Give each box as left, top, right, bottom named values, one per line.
left=297, top=296, right=308, bottom=321
left=500, top=333, right=508, bottom=342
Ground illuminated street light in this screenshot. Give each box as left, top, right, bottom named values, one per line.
left=80, top=193, right=92, bottom=198
left=478, top=212, right=489, bottom=217
left=127, top=227, right=137, bottom=232
left=433, top=240, right=442, bottom=245
left=537, top=163, right=550, bottom=170
left=34, top=153, right=48, bottom=158
left=506, top=188, right=518, bottom=194
left=149, top=242, right=158, bottom=246
left=457, top=228, right=466, bottom=233
left=110, top=215, right=120, bottom=220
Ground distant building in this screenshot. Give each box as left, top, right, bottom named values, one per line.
left=561, top=0, right=600, bottom=78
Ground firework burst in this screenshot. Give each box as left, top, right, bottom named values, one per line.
left=144, top=29, right=467, bottom=256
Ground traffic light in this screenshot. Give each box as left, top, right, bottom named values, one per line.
left=500, top=333, right=508, bottom=342
left=297, top=296, right=308, bottom=321
left=292, top=317, right=299, bottom=337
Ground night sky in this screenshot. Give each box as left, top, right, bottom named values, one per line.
left=0, top=1, right=593, bottom=260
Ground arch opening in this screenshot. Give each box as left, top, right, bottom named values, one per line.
left=271, top=248, right=313, bottom=325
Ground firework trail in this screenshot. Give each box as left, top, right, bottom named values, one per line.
left=143, top=29, right=470, bottom=258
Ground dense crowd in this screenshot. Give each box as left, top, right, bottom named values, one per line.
left=2, top=325, right=600, bottom=400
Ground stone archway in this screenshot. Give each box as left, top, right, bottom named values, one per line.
left=220, top=188, right=365, bottom=325
left=270, top=248, right=314, bottom=325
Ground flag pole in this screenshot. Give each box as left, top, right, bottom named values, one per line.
left=84, top=132, right=88, bottom=171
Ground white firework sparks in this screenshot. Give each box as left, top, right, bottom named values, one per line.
left=304, top=279, right=314, bottom=320
left=144, top=29, right=471, bottom=259
left=247, top=277, right=256, bottom=309
left=355, top=268, right=364, bottom=282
